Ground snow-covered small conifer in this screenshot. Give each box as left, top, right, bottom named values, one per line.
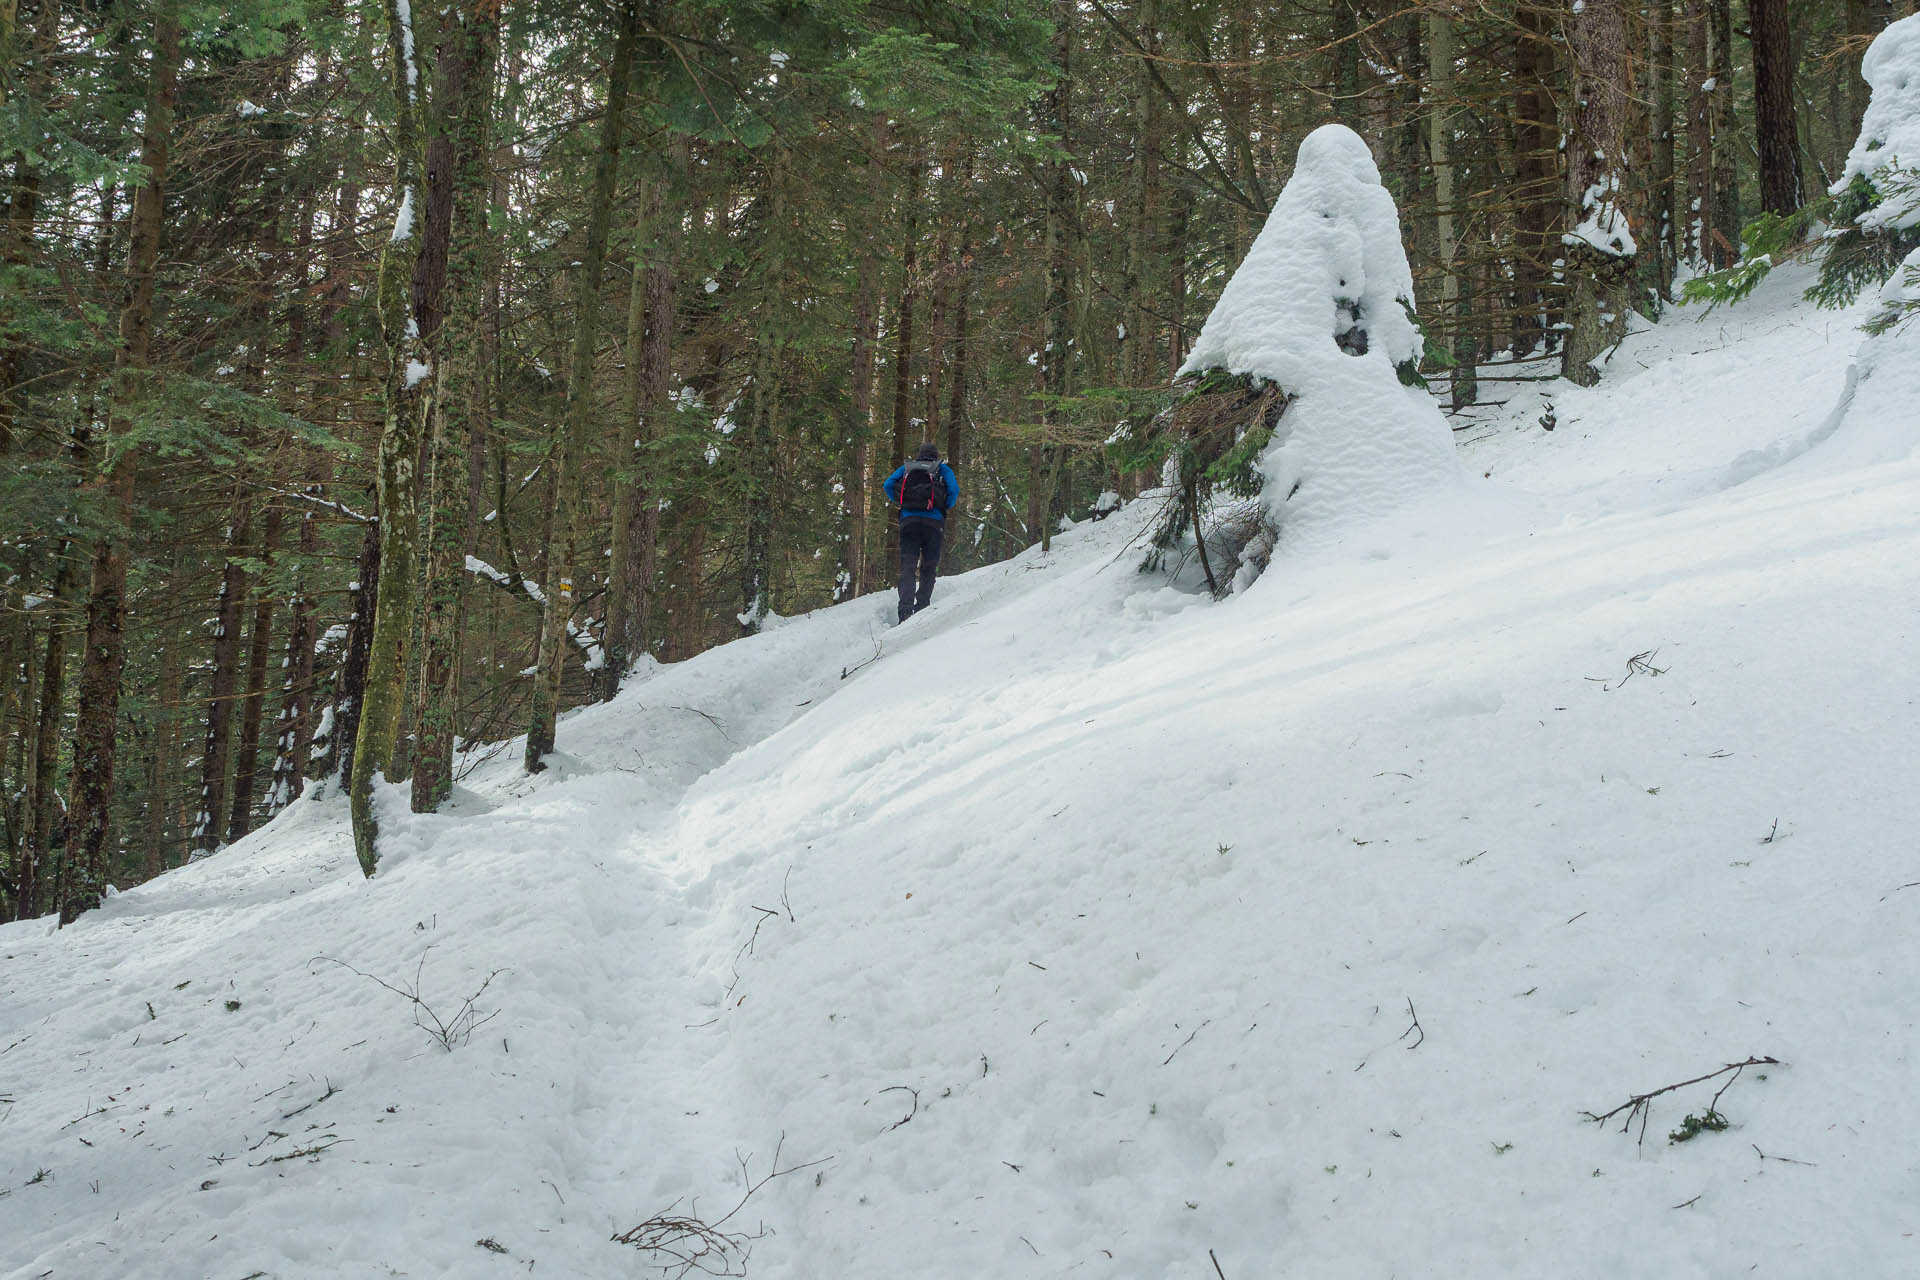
left=1802, top=14, right=1920, bottom=470
left=1116, top=124, right=1459, bottom=592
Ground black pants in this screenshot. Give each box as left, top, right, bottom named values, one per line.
left=897, top=519, right=944, bottom=621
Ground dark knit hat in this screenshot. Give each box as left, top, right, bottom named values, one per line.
left=916, top=441, right=940, bottom=461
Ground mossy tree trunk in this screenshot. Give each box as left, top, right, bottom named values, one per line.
left=412, top=3, right=499, bottom=812
left=351, top=0, right=433, bottom=874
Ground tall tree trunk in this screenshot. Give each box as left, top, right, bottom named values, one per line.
left=1426, top=2, right=1474, bottom=408
left=1649, top=0, right=1678, bottom=298
left=351, top=0, right=432, bottom=871
left=629, top=146, right=681, bottom=668
left=523, top=0, right=639, bottom=773
left=1038, top=0, right=1076, bottom=556
left=1708, top=0, right=1740, bottom=264
left=1124, top=0, right=1162, bottom=390
left=943, top=260, right=972, bottom=567
left=328, top=523, right=380, bottom=791
left=1512, top=2, right=1559, bottom=356
left=412, top=5, right=499, bottom=812
left=194, top=494, right=252, bottom=856
left=0, top=0, right=60, bottom=455
left=925, top=143, right=961, bottom=446
left=1750, top=0, right=1800, bottom=216
left=1684, top=0, right=1712, bottom=263
left=885, top=150, right=923, bottom=574
left=61, top=9, right=180, bottom=923
left=20, top=544, right=80, bottom=919
left=1561, top=0, right=1637, bottom=387
left=267, top=183, right=327, bottom=816
left=602, top=138, right=678, bottom=696
left=268, top=492, right=320, bottom=813
left=141, top=548, right=185, bottom=877
left=842, top=117, right=887, bottom=601
left=739, top=150, right=789, bottom=637
left=225, top=507, right=280, bottom=843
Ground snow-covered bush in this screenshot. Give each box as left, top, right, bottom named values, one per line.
left=1841, top=13, right=1920, bottom=335
left=1113, top=124, right=1457, bottom=592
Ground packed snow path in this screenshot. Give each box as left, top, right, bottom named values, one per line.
left=4, top=264, right=1919, bottom=1278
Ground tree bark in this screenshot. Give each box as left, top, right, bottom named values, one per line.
left=602, top=137, right=679, bottom=695
left=20, top=543, right=80, bottom=918
left=351, top=0, right=434, bottom=872
left=842, top=116, right=887, bottom=601
left=412, top=4, right=499, bottom=812
left=1750, top=0, right=1800, bottom=216
left=1426, top=2, right=1474, bottom=408
left=739, top=150, right=789, bottom=637
left=885, top=149, right=924, bottom=573
left=1708, top=0, right=1740, bottom=264
left=0, top=0, right=61, bottom=456
left=1648, top=0, right=1678, bottom=298
left=61, top=9, right=180, bottom=923
left=1124, top=0, right=1162, bottom=390
left=523, top=0, right=639, bottom=772
left=1561, top=0, right=1637, bottom=388
left=1039, top=0, right=1076, bottom=555
left=1684, top=0, right=1712, bottom=263
left=194, top=493, right=252, bottom=856
left=226, top=506, right=281, bottom=843
left=1512, top=1, right=1559, bottom=356
left=141, top=547, right=185, bottom=877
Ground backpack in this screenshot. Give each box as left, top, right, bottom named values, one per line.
left=900, top=459, right=948, bottom=513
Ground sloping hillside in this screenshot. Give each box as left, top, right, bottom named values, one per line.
left=4, top=263, right=1919, bottom=1279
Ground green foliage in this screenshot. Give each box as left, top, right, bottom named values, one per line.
left=1680, top=255, right=1779, bottom=312
left=1688, top=173, right=1920, bottom=317
left=1668, top=1111, right=1729, bottom=1144
left=1800, top=174, right=1920, bottom=310
left=1682, top=202, right=1843, bottom=313
left=1202, top=417, right=1272, bottom=494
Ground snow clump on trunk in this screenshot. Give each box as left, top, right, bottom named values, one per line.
left=1175, top=123, right=1461, bottom=576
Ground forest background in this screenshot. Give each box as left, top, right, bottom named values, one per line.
left=1, top=0, right=1910, bottom=921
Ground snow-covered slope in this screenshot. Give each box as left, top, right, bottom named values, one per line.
left=5, top=263, right=1920, bottom=1279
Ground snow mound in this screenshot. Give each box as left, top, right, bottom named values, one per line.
left=1179, top=123, right=1460, bottom=551
left=1837, top=13, right=1920, bottom=232
left=1179, top=124, right=1420, bottom=379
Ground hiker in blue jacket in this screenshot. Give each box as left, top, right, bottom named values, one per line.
left=883, top=442, right=960, bottom=623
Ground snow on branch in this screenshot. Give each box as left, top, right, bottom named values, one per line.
left=464, top=555, right=605, bottom=669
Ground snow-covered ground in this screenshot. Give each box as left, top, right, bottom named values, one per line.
left=5, top=262, right=1919, bottom=1279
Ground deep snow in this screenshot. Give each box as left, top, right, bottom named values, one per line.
left=4, top=262, right=1920, bottom=1279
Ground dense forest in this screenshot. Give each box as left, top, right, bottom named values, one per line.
left=1, top=0, right=1912, bottom=921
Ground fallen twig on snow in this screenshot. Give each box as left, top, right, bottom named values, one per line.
left=611, top=1133, right=831, bottom=1278
left=1400, top=998, right=1425, bottom=1051
left=310, top=949, right=506, bottom=1053
left=1585, top=648, right=1668, bottom=691
left=280, top=1079, right=340, bottom=1120
left=1582, top=1055, right=1780, bottom=1146
left=1162, top=1018, right=1211, bottom=1066
left=879, top=1085, right=919, bottom=1132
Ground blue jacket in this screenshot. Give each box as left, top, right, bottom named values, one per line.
left=883, top=461, right=960, bottom=522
